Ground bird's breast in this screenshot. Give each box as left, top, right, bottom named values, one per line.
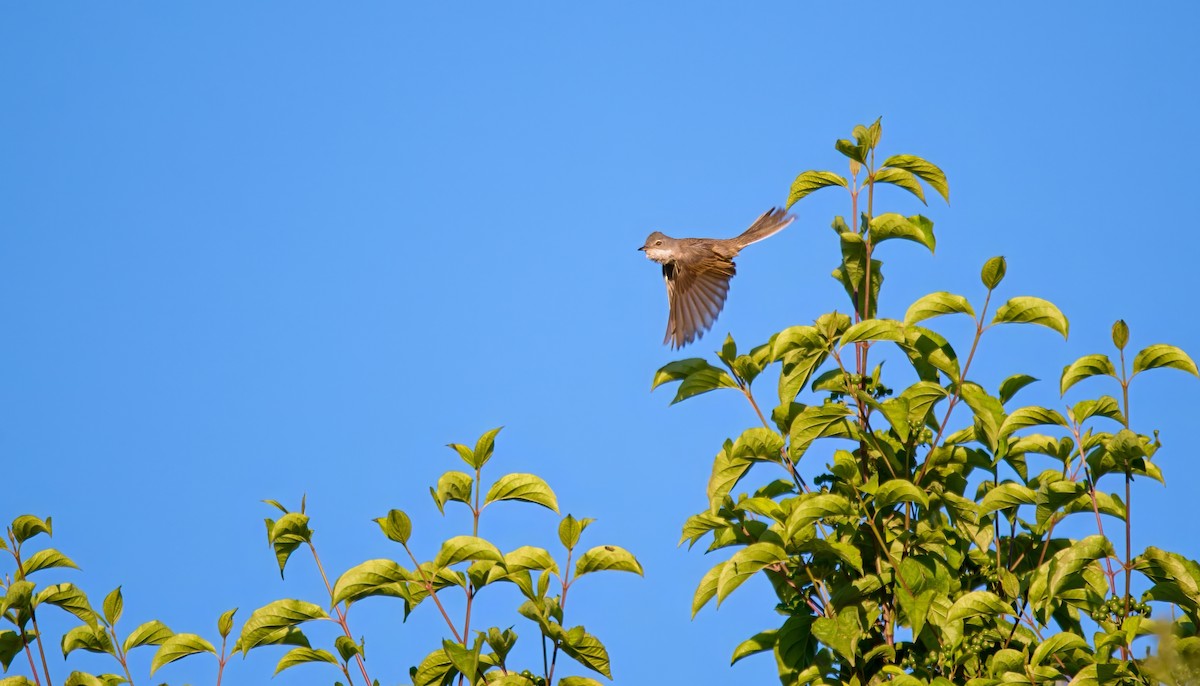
left=643, top=247, right=673, bottom=263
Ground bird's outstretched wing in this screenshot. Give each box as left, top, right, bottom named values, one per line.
left=663, top=256, right=736, bottom=349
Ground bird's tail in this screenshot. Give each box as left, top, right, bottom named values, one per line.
left=733, top=207, right=794, bottom=250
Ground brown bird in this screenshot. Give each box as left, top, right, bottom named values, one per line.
left=639, top=207, right=794, bottom=349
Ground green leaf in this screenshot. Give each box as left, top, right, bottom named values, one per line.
left=0, top=631, right=23, bottom=672
left=840, top=318, right=905, bottom=345
left=1069, top=396, right=1125, bottom=425
left=873, top=167, right=926, bottom=204
left=1030, top=632, right=1090, bottom=666
left=217, top=608, right=237, bottom=639
left=900, top=325, right=961, bottom=382
left=503, top=546, right=559, bottom=574
left=980, top=256, right=1006, bottom=289
left=575, top=546, right=643, bottom=578
left=1, top=581, right=34, bottom=620
left=434, top=536, right=503, bottom=567
left=651, top=358, right=709, bottom=389
left=787, top=170, right=848, bottom=208
left=1112, top=319, right=1130, bottom=350
left=880, top=154, right=949, bottom=203
left=123, top=620, right=172, bottom=652
left=237, top=599, right=327, bottom=653
left=61, top=624, right=115, bottom=657
left=430, top=471, right=472, bottom=514
left=998, top=374, right=1038, bottom=405
left=692, top=561, right=724, bottom=618
left=869, top=213, right=935, bottom=253
left=992, top=296, right=1069, bottom=339
left=445, top=638, right=485, bottom=684
left=788, top=404, right=853, bottom=461
left=731, top=629, right=776, bottom=665
left=999, top=406, right=1067, bottom=438
left=330, top=636, right=358, bottom=663
left=904, top=292, right=974, bottom=325
left=472, top=426, right=503, bottom=468
left=786, top=493, right=854, bottom=532
left=979, top=482, right=1037, bottom=515
left=36, top=583, right=97, bottom=626
left=676, top=369, right=740, bottom=404
left=707, top=441, right=753, bottom=514
left=947, top=590, right=1012, bottom=622
left=10, top=515, right=52, bottom=544
left=811, top=612, right=861, bottom=666
left=835, top=138, right=867, bottom=164
left=274, top=647, right=338, bottom=675
left=485, top=473, right=559, bottom=512
left=716, top=543, right=786, bottom=605
left=374, top=509, right=412, bottom=545
left=1132, top=344, right=1199, bottom=377
left=102, top=587, right=123, bottom=626
left=331, top=559, right=410, bottom=606
left=958, top=382, right=1005, bottom=449
left=558, top=515, right=594, bottom=551
left=150, top=633, right=217, bottom=675
left=0, top=676, right=38, bottom=686
left=875, top=480, right=929, bottom=509
left=61, top=673, right=107, bottom=686
left=560, top=628, right=612, bottom=679
left=265, top=511, right=311, bottom=578
left=558, top=678, right=605, bottom=686
left=412, top=647, right=454, bottom=686
left=21, top=548, right=80, bottom=576
left=1060, top=354, right=1116, bottom=395
left=899, top=381, right=949, bottom=425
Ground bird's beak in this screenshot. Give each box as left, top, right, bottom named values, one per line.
left=637, top=246, right=645, bottom=251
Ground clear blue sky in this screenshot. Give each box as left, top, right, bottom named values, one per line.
left=3, top=3, right=1199, bottom=685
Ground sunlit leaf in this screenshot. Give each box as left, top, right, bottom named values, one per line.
left=1060, top=354, right=1116, bottom=395
left=1132, top=344, right=1199, bottom=377
left=434, top=536, right=503, bottom=567
left=879, top=154, right=949, bottom=203
left=332, top=559, right=410, bottom=606
left=992, top=296, right=1069, bottom=339
left=274, top=647, right=338, bottom=675
left=873, top=167, right=926, bottom=204
left=840, top=318, right=904, bottom=345
left=237, top=600, right=327, bottom=653
left=717, top=543, right=786, bottom=605
left=869, top=213, right=935, bottom=253
left=787, top=170, right=848, bottom=208
left=692, top=561, right=725, bottom=618
left=485, top=473, right=559, bottom=512
left=904, top=292, right=974, bottom=325
left=575, top=546, right=643, bottom=578
left=123, top=620, right=172, bottom=652
left=150, top=633, right=216, bottom=675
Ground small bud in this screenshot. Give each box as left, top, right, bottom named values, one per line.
left=981, top=256, right=1007, bottom=290
left=1112, top=319, right=1129, bottom=351
left=849, top=160, right=862, bottom=178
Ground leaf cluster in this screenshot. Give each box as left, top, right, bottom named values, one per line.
left=659, top=120, right=1200, bottom=685
left=1, top=429, right=641, bottom=686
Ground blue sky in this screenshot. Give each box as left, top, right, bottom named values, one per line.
left=3, top=3, right=1199, bottom=685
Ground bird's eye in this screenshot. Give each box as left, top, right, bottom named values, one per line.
left=655, top=240, right=663, bottom=246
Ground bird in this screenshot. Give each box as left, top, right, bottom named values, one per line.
left=639, top=207, right=794, bottom=349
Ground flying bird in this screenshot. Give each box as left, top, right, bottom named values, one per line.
left=639, top=207, right=794, bottom=349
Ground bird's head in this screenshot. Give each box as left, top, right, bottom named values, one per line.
left=639, top=231, right=673, bottom=262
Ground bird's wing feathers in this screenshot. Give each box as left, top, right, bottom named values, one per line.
left=663, top=256, right=736, bottom=349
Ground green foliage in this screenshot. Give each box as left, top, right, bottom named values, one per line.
left=1, top=428, right=638, bottom=685
left=658, top=120, right=1200, bottom=684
